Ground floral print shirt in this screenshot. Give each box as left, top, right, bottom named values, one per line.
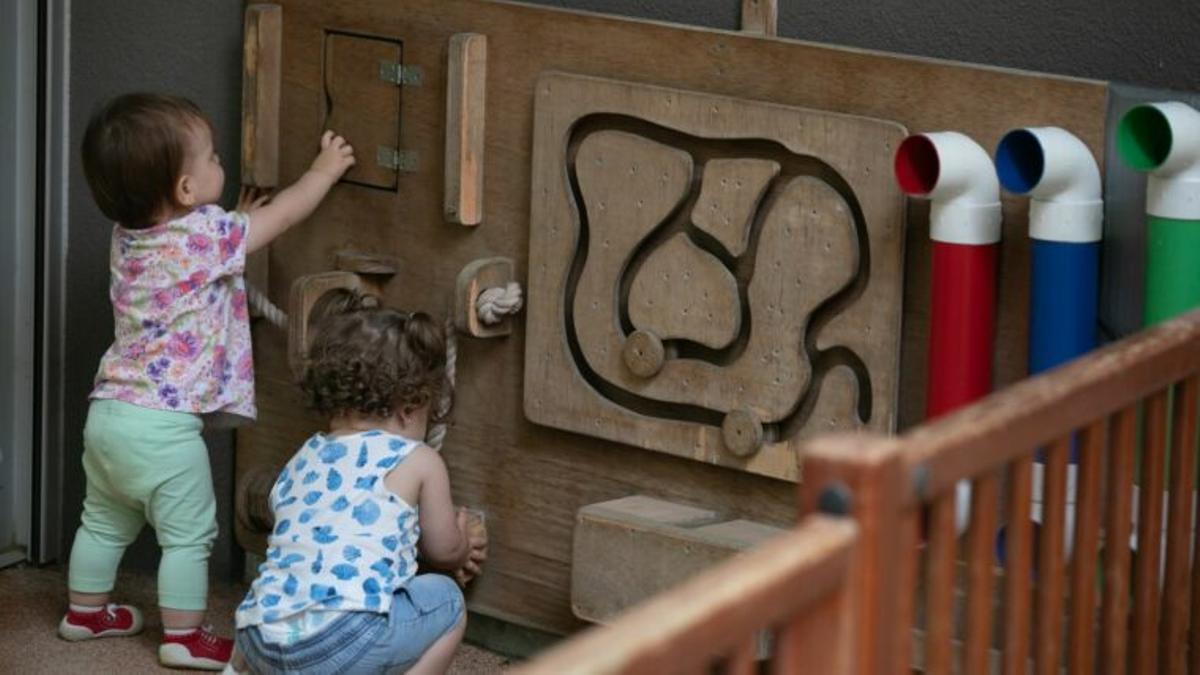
left=91, top=205, right=256, bottom=421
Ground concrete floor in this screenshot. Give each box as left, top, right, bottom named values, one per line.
left=0, top=565, right=510, bottom=673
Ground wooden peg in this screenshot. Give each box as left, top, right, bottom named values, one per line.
left=455, top=257, right=517, bottom=338
left=740, top=0, right=778, bottom=37
left=445, top=33, right=488, bottom=225
left=288, top=271, right=366, bottom=379
left=622, top=330, right=666, bottom=378
left=241, top=4, right=282, bottom=187
left=722, top=408, right=765, bottom=457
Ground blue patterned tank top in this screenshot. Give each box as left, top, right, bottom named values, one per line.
left=236, top=430, right=421, bottom=628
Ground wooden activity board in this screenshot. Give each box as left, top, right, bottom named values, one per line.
left=237, top=0, right=1107, bottom=635
left=525, top=73, right=907, bottom=479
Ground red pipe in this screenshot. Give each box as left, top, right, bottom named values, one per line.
left=925, top=241, right=998, bottom=419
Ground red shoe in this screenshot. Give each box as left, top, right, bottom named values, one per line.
left=159, top=625, right=233, bottom=671
left=58, top=603, right=144, bottom=641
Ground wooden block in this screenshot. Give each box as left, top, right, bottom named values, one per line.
left=287, top=271, right=367, bottom=379
left=455, top=257, right=516, bottom=337
left=571, top=495, right=784, bottom=624
left=241, top=4, right=282, bottom=187
left=740, top=0, right=778, bottom=37
left=525, top=72, right=907, bottom=481
left=444, top=33, right=487, bottom=225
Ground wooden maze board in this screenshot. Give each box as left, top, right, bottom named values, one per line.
left=238, top=0, right=1108, bottom=635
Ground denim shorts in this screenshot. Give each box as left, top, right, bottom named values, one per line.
left=236, top=574, right=465, bottom=674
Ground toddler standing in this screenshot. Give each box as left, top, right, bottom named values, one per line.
left=59, top=92, right=355, bottom=670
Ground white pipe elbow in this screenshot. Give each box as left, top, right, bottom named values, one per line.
left=995, top=127, right=1103, bottom=243
left=1118, top=102, right=1200, bottom=220
left=895, top=132, right=1002, bottom=245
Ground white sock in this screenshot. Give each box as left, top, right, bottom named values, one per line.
left=69, top=603, right=104, bottom=613
left=164, top=627, right=199, bottom=636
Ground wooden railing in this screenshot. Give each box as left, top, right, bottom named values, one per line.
left=517, top=309, right=1200, bottom=674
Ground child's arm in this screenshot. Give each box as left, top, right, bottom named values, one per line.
left=244, top=131, right=355, bottom=254
left=408, top=447, right=471, bottom=569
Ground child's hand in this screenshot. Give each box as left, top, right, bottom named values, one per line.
left=453, top=508, right=488, bottom=588
left=237, top=185, right=272, bottom=213
left=309, top=131, right=356, bottom=182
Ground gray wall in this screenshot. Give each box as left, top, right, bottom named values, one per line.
left=58, top=0, right=1200, bottom=579
left=63, top=0, right=245, bottom=578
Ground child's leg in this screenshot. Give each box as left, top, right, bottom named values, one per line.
left=145, top=429, right=218, bottom=628
left=407, top=611, right=466, bottom=675
left=67, top=420, right=147, bottom=604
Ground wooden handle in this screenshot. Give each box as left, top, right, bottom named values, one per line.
left=288, top=271, right=366, bottom=379
left=444, top=33, right=488, bottom=225
left=241, top=4, right=282, bottom=187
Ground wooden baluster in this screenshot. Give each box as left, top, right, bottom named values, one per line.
left=1102, top=405, right=1136, bottom=675
left=926, top=494, right=958, bottom=675
left=1004, top=456, right=1034, bottom=675
left=1067, top=419, right=1107, bottom=675
left=1036, top=436, right=1070, bottom=675
left=896, top=509, right=920, bottom=675
left=965, top=472, right=1001, bottom=673
left=1132, top=389, right=1169, bottom=674
left=725, top=634, right=759, bottom=675
left=1162, top=376, right=1199, bottom=672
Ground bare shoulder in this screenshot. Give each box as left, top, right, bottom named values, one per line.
left=402, top=444, right=445, bottom=476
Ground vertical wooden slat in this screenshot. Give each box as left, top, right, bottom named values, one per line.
left=1102, top=405, right=1136, bottom=675
left=724, top=634, right=759, bottom=675
left=965, top=473, right=1001, bottom=674
left=740, top=0, right=778, bottom=36
left=896, top=508, right=920, bottom=675
left=1067, top=419, right=1107, bottom=675
left=241, top=3, right=281, bottom=188
left=1005, top=456, right=1034, bottom=675
left=925, top=494, right=958, bottom=675
left=444, top=32, right=488, bottom=226
left=1161, top=376, right=1199, bottom=672
left=1036, top=436, right=1070, bottom=675
left=1132, top=389, right=1169, bottom=675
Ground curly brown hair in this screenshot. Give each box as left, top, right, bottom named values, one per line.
left=301, top=289, right=449, bottom=421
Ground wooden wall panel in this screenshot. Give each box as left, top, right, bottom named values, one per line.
left=239, top=0, right=1108, bottom=634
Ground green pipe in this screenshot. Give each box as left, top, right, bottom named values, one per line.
left=1145, top=215, right=1200, bottom=325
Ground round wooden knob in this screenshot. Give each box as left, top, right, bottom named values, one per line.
left=623, top=330, right=666, bottom=378
left=722, top=408, right=764, bottom=457
left=236, top=465, right=280, bottom=535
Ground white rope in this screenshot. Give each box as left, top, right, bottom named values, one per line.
left=426, top=317, right=456, bottom=452
left=426, top=282, right=522, bottom=452
left=475, top=282, right=524, bottom=325
left=247, top=284, right=288, bottom=330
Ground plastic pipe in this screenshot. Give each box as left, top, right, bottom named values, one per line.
left=1117, top=101, right=1200, bottom=325
left=993, top=127, right=1103, bottom=562
left=895, top=132, right=1001, bottom=418
left=895, top=132, right=1001, bottom=537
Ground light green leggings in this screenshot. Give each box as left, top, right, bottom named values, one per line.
left=68, top=399, right=217, bottom=611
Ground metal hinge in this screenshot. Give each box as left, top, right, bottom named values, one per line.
left=377, top=146, right=419, bottom=173
left=379, top=61, right=423, bottom=86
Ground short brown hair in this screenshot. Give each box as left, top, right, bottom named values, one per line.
left=302, top=290, right=450, bottom=421
left=81, top=93, right=211, bottom=230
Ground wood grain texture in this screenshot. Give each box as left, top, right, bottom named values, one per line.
left=444, top=33, right=487, bottom=225
left=692, top=158, right=779, bottom=257
left=740, top=0, right=778, bottom=37
left=1161, top=376, right=1198, bottom=673
left=925, top=495, right=957, bottom=675
left=241, top=0, right=1109, bottom=634
left=1035, top=437, right=1069, bottom=675
left=526, top=73, right=906, bottom=480
left=964, top=472, right=1000, bottom=675
left=1067, top=419, right=1105, bottom=675
left=241, top=4, right=281, bottom=187
left=1102, top=404, right=1136, bottom=675
left=513, top=515, right=857, bottom=675
left=1132, top=389, right=1169, bottom=675
left=324, top=33, right=401, bottom=189
left=1003, top=457, right=1033, bottom=675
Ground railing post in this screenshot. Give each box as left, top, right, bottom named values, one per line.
left=799, top=432, right=912, bottom=675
